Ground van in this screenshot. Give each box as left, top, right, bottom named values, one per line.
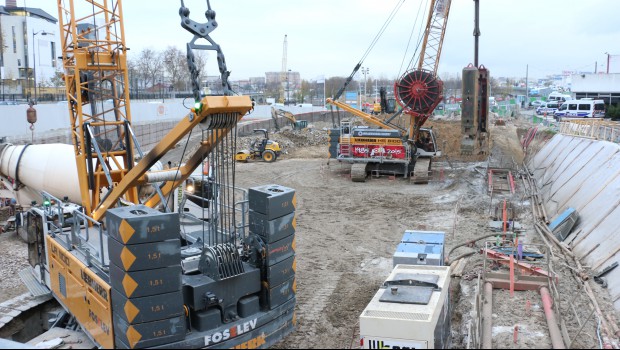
left=536, top=101, right=560, bottom=116
left=547, top=91, right=572, bottom=104
left=554, top=99, right=605, bottom=119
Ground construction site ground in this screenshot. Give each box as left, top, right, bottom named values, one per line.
left=1, top=114, right=618, bottom=349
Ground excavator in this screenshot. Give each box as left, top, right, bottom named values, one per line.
left=271, top=106, right=308, bottom=131
left=327, top=0, right=451, bottom=183
left=0, top=1, right=295, bottom=348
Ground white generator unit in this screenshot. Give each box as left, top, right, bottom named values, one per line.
left=360, top=265, right=451, bottom=349
left=393, top=230, right=446, bottom=267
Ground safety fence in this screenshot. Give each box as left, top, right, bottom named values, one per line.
left=557, top=120, right=620, bottom=144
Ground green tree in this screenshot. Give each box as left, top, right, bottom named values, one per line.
left=607, top=104, right=620, bottom=119
left=51, top=71, right=65, bottom=88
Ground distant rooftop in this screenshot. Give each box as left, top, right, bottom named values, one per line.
left=0, top=6, right=57, bottom=23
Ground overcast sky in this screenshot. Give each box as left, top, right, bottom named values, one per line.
left=30, top=0, right=620, bottom=81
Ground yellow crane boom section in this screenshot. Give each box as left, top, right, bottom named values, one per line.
left=326, top=98, right=400, bottom=134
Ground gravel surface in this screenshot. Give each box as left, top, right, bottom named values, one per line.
left=1, top=113, right=617, bottom=349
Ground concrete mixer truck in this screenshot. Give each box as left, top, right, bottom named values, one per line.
left=0, top=143, right=171, bottom=237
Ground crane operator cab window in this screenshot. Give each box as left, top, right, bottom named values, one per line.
left=416, top=130, right=436, bottom=153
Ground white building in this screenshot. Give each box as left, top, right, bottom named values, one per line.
left=0, top=2, right=61, bottom=101
left=571, top=73, right=620, bottom=107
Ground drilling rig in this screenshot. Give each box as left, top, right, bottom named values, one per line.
left=327, top=0, right=451, bottom=183
left=460, top=0, right=490, bottom=155
left=0, top=1, right=296, bottom=348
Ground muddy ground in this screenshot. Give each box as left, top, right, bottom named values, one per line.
left=0, top=207, right=29, bottom=303
left=0, top=113, right=617, bottom=349
left=232, top=114, right=617, bottom=349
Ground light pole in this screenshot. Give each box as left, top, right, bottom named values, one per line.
left=361, top=67, right=369, bottom=109
left=605, top=52, right=611, bottom=74
left=374, top=79, right=378, bottom=103
left=32, top=30, right=51, bottom=104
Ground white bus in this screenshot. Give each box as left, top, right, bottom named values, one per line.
left=554, top=99, right=606, bottom=119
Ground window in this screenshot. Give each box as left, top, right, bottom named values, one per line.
left=594, top=103, right=606, bottom=111
left=12, top=26, right=16, bottom=53
left=568, top=104, right=578, bottom=111
left=51, top=42, right=57, bottom=68
left=578, top=104, right=590, bottom=111
left=558, top=104, right=567, bottom=111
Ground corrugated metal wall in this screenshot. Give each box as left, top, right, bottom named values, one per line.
left=529, top=134, right=620, bottom=310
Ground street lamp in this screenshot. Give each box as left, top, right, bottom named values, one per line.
left=361, top=67, right=369, bottom=109
left=32, top=30, right=52, bottom=104
left=605, top=52, right=611, bottom=74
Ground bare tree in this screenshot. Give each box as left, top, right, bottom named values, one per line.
left=162, top=46, right=189, bottom=91
left=126, top=58, right=140, bottom=92
left=137, top=48, right=164, bottom=90
left=299, top=79, right=311, bottom=103
left=325, top=77, right=359, bottom=100
left=192, top=50, right=209, bottom=88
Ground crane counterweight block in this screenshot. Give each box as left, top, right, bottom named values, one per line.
left=394, top=69, right=444, bottom=116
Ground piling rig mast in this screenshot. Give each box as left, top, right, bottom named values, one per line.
left=394, top=0, right=451, bottom=144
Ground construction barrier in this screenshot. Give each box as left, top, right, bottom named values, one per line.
left=528, top=133, right=620, bottom=311
left=557, top=120, right=620, bottom=144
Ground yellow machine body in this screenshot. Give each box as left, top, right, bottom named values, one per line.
left=235, top=131, right=282, bottom=163
left=47, top=236, right=114, bottom=349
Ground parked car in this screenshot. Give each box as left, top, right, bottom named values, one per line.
left=529, top=100, right=543, bottom=109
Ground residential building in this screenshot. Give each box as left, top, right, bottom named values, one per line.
left=265, top=71, right=300, bottom=88
left=0, top=2, right=61, bottom=100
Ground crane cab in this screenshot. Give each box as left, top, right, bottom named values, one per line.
left=415, top=128, right=441, bottom=158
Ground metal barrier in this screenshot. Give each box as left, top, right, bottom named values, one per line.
left=40, top=191, right=108, bottom=269
left=558, top=120, right=620, bottom=143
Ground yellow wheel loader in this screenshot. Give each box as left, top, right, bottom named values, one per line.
left=235, top=129, right=282, bottom=163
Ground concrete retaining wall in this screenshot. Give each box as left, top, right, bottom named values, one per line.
left=528, top=134, right=620, bottom=310
left=2, top=109, right=352, bottom=152
left=0, top=101, right=328, bottom=140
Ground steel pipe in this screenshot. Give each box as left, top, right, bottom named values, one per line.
left=482, top=282, right=494, bottom=349
left=540, top=286, right=566, bottom=349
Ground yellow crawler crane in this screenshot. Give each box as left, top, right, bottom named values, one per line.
left=14, top=1, right=297, bottom=348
